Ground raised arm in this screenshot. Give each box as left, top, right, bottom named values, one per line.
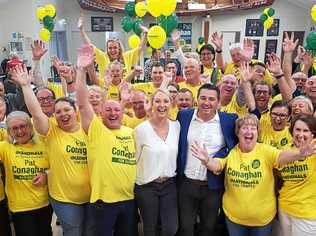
left=171, top=30, right=186, bottom=65
left=10, top=65, right=49, bottom=135
left=31, top=40, right=48, bottom=87
left=239, top=62, right=256, bottom=111
left=211, top=32, right=225, bottom=72
left=75, top=44, right=95, bottom=133
left=137, top=31, right=148, bottom=53
left=78, top=15, right=93, bottom=46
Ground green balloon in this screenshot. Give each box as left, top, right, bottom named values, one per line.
left=306, top=31, right=316, bottom=50
left=198, top=37, right=204, bottom=44
left=267, top=8, right=275, bottom=17
left=260, top=14, right=268, bottom=23
left=133, top=19, right=143, bottom=36
left=121, top=16, right=134, bottom=33
left=43, top=16, right=55, bottom=32
left=159, top=14, right=178, bottom=35
left=125, top=2, right=136, bottom=17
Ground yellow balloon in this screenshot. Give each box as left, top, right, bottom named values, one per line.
left=39, top=28, right=51, bottom=42
left=147, top=26, right=166, bottom=49
left=36, top=7, right=47, bottom=21
left=311, top=4, right=316, bottom=22
left=162, top=0, right=177, bottom=17
left=147, top=0, right=162, bottom=18
left=45, top=4, right=56, bottom=17
left=128, top=35, right=141, bottom=49
left=135, top=2, right=147, bottom=17
left=263, top=8, right=270, bottom=15
left=264, top=17, right=273, bottom=29
left=146, top=47, right=153, bottom=56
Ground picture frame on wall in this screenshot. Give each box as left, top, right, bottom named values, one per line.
left=264, top=39, right=278, bottom=64
left=267, top=19, right=280, bottom=37
left=245, top=19, right=264, bottom=37
left=91, top=17, right=113, bottom=32
left=253, top=39, right=260, bottom=59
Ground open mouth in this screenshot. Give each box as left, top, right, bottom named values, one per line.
left=157, top=107, right=167, bottom=113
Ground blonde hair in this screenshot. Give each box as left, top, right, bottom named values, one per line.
left=235, top=114, right=260, bottom=137
left=88, top=85, right=105, bottom=97
left=150, top=89, right=171, bottom=105
left=106, top=39, right=125, bottom=65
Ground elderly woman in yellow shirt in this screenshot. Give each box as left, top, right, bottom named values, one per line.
left=0, top=111, right=51, bottom=236
left=278, top=114, right=316, bottom=236
left=191, top=114, right=316, bottom=236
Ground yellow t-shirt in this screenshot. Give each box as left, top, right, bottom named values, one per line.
left=220, top=94, right=248, bottom=117
left=218, top=143, right=281, bottom=226
left=0, top=141, right=49, bottom=212
left=123, top=114, right=145, bottom=129
left=169, top=106, right=178, bottom=120
left=278, top=146, right=316, bottom=219
left=87, top=115, right=136, bottom=203
left=94, top=47, right=139, bottom=81
left=203, top=67, right=223, bottom=83
left=133, top=82, right=157, bottom=97
left=178, top=82, right=200, bottom=107
left=260, top=110, right=271, bottom=132
left=259, top=126, right=292, bottom=150
left=38, top=119, right=90, bottom=204
left=47, top=82, right=64, bottom=98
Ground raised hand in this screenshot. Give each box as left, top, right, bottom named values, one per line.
left=282, top=32, right=299, bottom=53
left=31, top=40, right=48, bottom=61
left=239, top=61, right=252, bottom=83
left=78, top=15, right=84, bottom=31
left=77, top=44, right=95, bottom=70
left=190, top=141, right=209, bottom=165
left=240, top=38, right=254, bottom=62
left=200, top=73, right=211, bottom=84
left=131, top=66, right=143, bottom=78
left=59, top=65, right=73, bottom=82
left=266, top=53, right=283, bottom=76
left=171, top=30, right=181, bottom=48
left=294, top=45, right=305, bottom=63
left=211, top=32, right=223, bottom=50
left=299, top=139, right=316, bottom=158
left=9, top=64, right=32, bottom=86
left=302, top=51, right=313, bottom=69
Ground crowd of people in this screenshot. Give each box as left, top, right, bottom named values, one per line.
left=0, top=15, right=315, bottom=236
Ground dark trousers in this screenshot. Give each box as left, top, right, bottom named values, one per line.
left=0, top=200, right=12, bottom=236
left=135, top=178, right=178, bottom=236
left=178, top=177, right=223, bottom=236
left=11, top=205, right=53, bottom=236
left=92, top=199, right=137, bottom=236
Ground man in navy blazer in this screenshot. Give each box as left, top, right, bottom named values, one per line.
left=176, top=83, right=238, bottom=236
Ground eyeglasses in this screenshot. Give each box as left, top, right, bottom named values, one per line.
left=270, top=112, right=288, bottom=119
left=37, top=96, right=55, bottom=103
left=9, top=124, right=29, bottom=133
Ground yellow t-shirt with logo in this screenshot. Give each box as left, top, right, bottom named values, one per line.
left=97, top=80, right=120, bottom=101
left=220, top=94, right=248, bottom=117
left=179, top=82, right=200, bottom=107
left=47, top=82, right=64, bottom=98
left=217, top=143, right=281, bottom=226
left=278, top=146, right=316, bottom=219
left=203, top=67, right=223, bottom=83
left=133, top=82, right=157, bottom=97
left=0, top=140, right=49, bottom=212
left=87, top=115, right=136, bottom=203
left=123, top=114, right=145, bottom=129
left=94, top=47, right=139, bottom=81
left=259, top=126, right=292, bottom=150
left=38, top=119, right=90, bottom=204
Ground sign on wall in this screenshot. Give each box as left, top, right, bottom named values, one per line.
left=245, top=19, right=264, bottom=37
left=267, top=19, right=280, bottom=37
left=264, top=39, right=278, bottom=64
left=91, top=17, right=113, bottom=32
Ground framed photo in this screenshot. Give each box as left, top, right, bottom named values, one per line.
left=253, top=40, right=260, bottom=59
left=245, top=19, right=263, bottom=37
left=267, top=19, right=280, bottom=36
left=91, top=17, right=113, bottom=32
left=264, top=39, right=278, bottom=64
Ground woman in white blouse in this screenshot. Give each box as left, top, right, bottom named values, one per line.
left=134, top=89, right=180, bottom=236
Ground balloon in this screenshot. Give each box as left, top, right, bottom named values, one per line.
left=263, top=17, right=273, bottom=29
left=260, top=14, right=268, bottom=23
left=36, top=7, right=47, bottom=21
left=128, top=35, right=141, bottom=49
left=147, top=0, right=162, bottom=18
left=263, top=8, right=270, bottom=15
left=146, top=46, right=153, bottom=56
left=267, top=8, right=275, bottom=17
left=45, top=4, right=56, bottom=18
left=147, top=25, right=166, bottom=49
left=43, top=16, right=55, bottom=32
left=133, top=19, right=144, bottom=36
left=161, top=0, right=177, bottom=17
left=159, top=14, right=178, bottom=35
left=39, top=28, right=51, bottom=42
left=306, top=31, right=316, bottom=50
left=313, top=58, right=316, bottom=71
left=311, top=5, right=316, bottom=22
left=135, top=2, right=147, bottom=17
left=125, top=2, right=136, bottom=17
left=198, top=37, right=205, bottom=44
left=121, top=16, right=134, bottom=33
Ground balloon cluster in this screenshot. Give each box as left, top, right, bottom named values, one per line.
left=121, top=1, right=178, bottom=49
left=259, top=7, right=275, bottom=30
left=306, top=32, right=316, bottom=51
left=36, top=4, right=56, bottom=42
left=311, top=5, right=316, bottom=22
left=196, top=37, right=205, bottom=53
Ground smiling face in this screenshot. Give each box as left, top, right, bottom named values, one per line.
left=200, top=48, right=214, bottom=68
left=7, top=118, right=33, bottom=144
left=151, top=66, right=164, bottom=88
left=230, top=47, right=242, bottom=65
left=88, top=90, right=103, bottom=107
left=292, top=72, right=307, bottom=92
left=197, top=88, right=219, bottom=120
left=305, top=76, right=316, bottom=101
left=54, top=101, right=78, bottom=132
left=151, top=91, right=171, bottom=120
left=291, top=98, right=313, bottom=118
left=109, top=63, right=123, bottom=85
left=219, top=75, right=237, bottom=100
left=177, top=91, right=193, bottom=110
left=166, top=62, right=177, bottom=78
left=292, top=119, right=314, bottom=148
left=131, top=91, right=147, bottom=118
left=250, top=64, right=266, bottom=80
left=238, top=122, right=258, bottom=151
left=36, top=89, right=55, bottom=117
left=184, top=58, right=200, bottom=84
left=254, top=84, right=270, bottom=111
left=107, top=41, right=121, bottom=60
left=270, top=106, right=289, bottom=131
left=101, top=100, right=123, bottom=129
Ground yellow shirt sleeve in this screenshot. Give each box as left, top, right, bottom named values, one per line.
left=94, top=47, right=110, bottom=81
left=123, top=48, right=140, bottom=74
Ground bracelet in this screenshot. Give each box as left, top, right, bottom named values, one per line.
left=216, top=49, right=222, bottom=54
left=275, top=74, right=284, bottom=80
left=67, top=80, right=74, bottom=85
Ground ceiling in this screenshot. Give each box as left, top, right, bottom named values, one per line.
left=78, top=0, right=275, bottom=16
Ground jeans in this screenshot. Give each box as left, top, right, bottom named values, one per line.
left=135, top=178, right=178, bottom=236
left=225, top=217, right=273, bottom=236
left=178, top=177, right=223, bottom=236
left=0, top=200, right=12, bottom=236
left=92, top=199, right=137, bottom=236
left=49, top=196, right=96, bottom=236
left=11, top=205, right=52, bottom=236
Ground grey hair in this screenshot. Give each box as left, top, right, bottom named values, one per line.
left=291, top=96, right=314, bottom=113
left=229, top=43, right=241, bottom=51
